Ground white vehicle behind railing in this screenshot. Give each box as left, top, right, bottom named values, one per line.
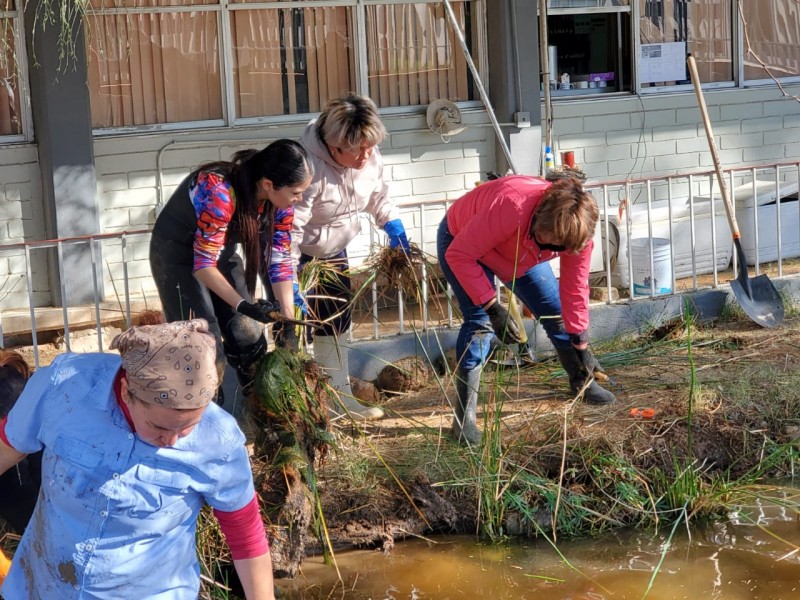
left=1, top=159, right=798, bottom=366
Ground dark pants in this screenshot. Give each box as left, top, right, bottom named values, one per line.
left=0, top=451, right=42, bottom=534
left=149, top=235, right=265, bottom=379
left=437, top=218, right=571, bottom=372
left=299, top=249, right=352, bottom=337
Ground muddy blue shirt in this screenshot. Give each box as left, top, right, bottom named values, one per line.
left=1, top=353, right=254, bottom=600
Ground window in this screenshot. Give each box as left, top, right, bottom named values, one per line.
left=86, top=6, right=222, bottom=128
left=639, top=0, right=733, bottom=87
left=0, top=0, right=24, bottom=137
left=543, top=0, right=632, bottom=96
left=366, top=2, right=474, bottom=108
left=740, top=0, right=800, bottom=83
left=85, top=0, right=478, bottom=130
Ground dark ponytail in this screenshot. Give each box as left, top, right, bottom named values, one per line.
left=0, top=349, right=30, bottom=418
left=223, top=140, right=312, bottom=296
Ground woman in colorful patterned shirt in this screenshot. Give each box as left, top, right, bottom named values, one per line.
left=150, top=139, right=313, bottom=397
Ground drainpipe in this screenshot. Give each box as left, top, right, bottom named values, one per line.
left=539, top=0, right=553, bottom=171
left=442, top=0, right=518, bottom=174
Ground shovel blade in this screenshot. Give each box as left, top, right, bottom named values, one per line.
left=489, top=343, right=537, bottom=368
left=730, top=273, right=784, bottom=329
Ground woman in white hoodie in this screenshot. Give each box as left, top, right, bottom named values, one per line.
left=294, top=94, right=410, bottom=420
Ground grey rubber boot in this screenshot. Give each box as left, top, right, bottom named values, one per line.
left=314, top=335, right=384, bottom=420
left=555, top=347, right=616, bottom=406
left=450, top=366, right=483, bottom=445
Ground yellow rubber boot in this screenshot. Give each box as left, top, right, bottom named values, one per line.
left=0, top=547, right=11, bottom=584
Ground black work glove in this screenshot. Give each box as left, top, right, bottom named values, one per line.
left=485, top=302, right=523, bottom=345
left=574, top=347, right=607, bottom=380
left=236, top=299, right=281, bottom=324
left=276, top=326, right=300, bottom=352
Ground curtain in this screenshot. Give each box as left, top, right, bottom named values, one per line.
left=366, top=2, right=471, bottom=108
left=86, top=10, right=221, bottom=127
left=231, top=6, right=354, bottom=117
left=741, top=0, right=800, bottom=81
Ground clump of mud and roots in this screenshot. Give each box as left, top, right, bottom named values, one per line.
left=198, top=312, right=800, bottom=598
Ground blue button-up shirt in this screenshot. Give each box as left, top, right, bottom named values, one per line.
left=2, top=353, right=254, bottom=599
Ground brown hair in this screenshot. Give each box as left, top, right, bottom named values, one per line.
left=530, top=177, right=598, bottom=252
left=0, top=348, right=31, bottom=419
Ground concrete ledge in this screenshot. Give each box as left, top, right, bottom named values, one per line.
left=346, top=276, right=800, bottom=382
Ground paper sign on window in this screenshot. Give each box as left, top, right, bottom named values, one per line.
left=639, top=42, right=686, bottom=84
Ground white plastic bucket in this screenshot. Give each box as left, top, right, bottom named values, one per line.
left=629, top=237, right=672, bottom=296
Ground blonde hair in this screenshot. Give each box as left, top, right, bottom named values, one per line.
left=317, top=93, right=386, bottom=150
left=531, top=177, right=598, bottom=252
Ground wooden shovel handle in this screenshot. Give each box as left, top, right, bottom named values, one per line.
left=687, top=56, right=741, bottom=240
left=506, top=292, right=529, bottom=344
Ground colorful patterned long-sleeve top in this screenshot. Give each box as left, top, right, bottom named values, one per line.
left=267, top=207, right=295, bottom=284
left=190, top=171, right=238, bottom=272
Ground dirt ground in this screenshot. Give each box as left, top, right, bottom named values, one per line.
left=299, top=312, right=800, bottom=559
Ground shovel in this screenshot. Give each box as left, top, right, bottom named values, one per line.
left=687, top=56, right=784, bottom=328
left=490, top=292, right=537, bottom=368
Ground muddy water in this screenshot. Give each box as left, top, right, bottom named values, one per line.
left=276, top=495, right=800, bottom=599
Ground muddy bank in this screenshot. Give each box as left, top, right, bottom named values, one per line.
left=274, top=316, right=800, bottom=564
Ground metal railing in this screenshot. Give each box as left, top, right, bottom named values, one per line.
left=1, top=159, right=798, bottom=363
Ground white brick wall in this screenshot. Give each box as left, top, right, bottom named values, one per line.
left=90, top=115, right=494, bottom=303
left=550, top=86, right=800, bottom=183
left=1, top=84, right=798, bottom=313
left=0, top=144, right=48, bottom=310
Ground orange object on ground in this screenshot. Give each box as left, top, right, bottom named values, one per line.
left=0, top=547, right=11, bottom=584
left=629, top=407, right=655, bottom=419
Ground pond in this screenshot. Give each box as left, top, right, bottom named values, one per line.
left=276, top=492, right=800, bottom=599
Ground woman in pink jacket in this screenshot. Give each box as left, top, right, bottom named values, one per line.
left=437, top=175, right=616, bottom=445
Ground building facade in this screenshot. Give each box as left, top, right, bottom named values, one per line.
left=0, top=0, right=797, bottom=313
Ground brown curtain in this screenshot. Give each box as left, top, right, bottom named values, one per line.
left=366, top=2, right=471, bottom=108
left=639, top=0, right=733, bottom=84
left=231, top=6, right=354, bottom=117
left=741, top=0, right=800, bottom=80
left=0, top=16, right=21, bottom=135
left=86, top=10, right=222, bottom=127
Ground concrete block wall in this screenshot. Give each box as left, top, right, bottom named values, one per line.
left=0, top=144, right=48, bottom=310
left=551, top=86, right=800, bottom=185
left=91, top=111, right=495, bottom=307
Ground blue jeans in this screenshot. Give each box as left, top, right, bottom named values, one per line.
left=437, top=218, right=571, bottom=372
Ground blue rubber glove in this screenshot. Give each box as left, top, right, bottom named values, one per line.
left=293, top=282, right=308, bottom=317
left=383, top=219, right=410, bottom=251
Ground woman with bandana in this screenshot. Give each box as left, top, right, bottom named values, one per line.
left=437, top=175, right=616, bottom=446
left=0, top=320, right=275, bottom=599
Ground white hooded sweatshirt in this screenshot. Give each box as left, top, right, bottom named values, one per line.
left=292, top=119, right=399, bottom=261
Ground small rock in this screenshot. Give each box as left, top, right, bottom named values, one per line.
left=377, top=356, right=432, bottom=394
left=350, top=377, right=381, bottom=405
left=785, top=425, right=800, bottom=440
left=590, top=286, right=619, bottom=302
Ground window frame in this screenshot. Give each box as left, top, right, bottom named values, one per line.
left=634, top=0, right=737, bottom=95
left=86, top=0, right=486, bottom=136
left=0, top=1, right=33, bottom=143
left=544, top=3, right=633, bottom=98
left=739, top=0, right=800, bottom=89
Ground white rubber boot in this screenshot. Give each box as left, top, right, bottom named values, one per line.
left=314, top=335, right=384, bottom=420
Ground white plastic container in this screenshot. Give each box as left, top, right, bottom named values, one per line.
left=629, top=237, right=672, bottom=296
left=600, top=198, right=733, bottom=291
left=694, top=179, right=800, bottom=266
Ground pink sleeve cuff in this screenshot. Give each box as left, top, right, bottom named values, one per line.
left=0, top=416, right=10, bottom=447
left=213, top=494, right=269, bottom=560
